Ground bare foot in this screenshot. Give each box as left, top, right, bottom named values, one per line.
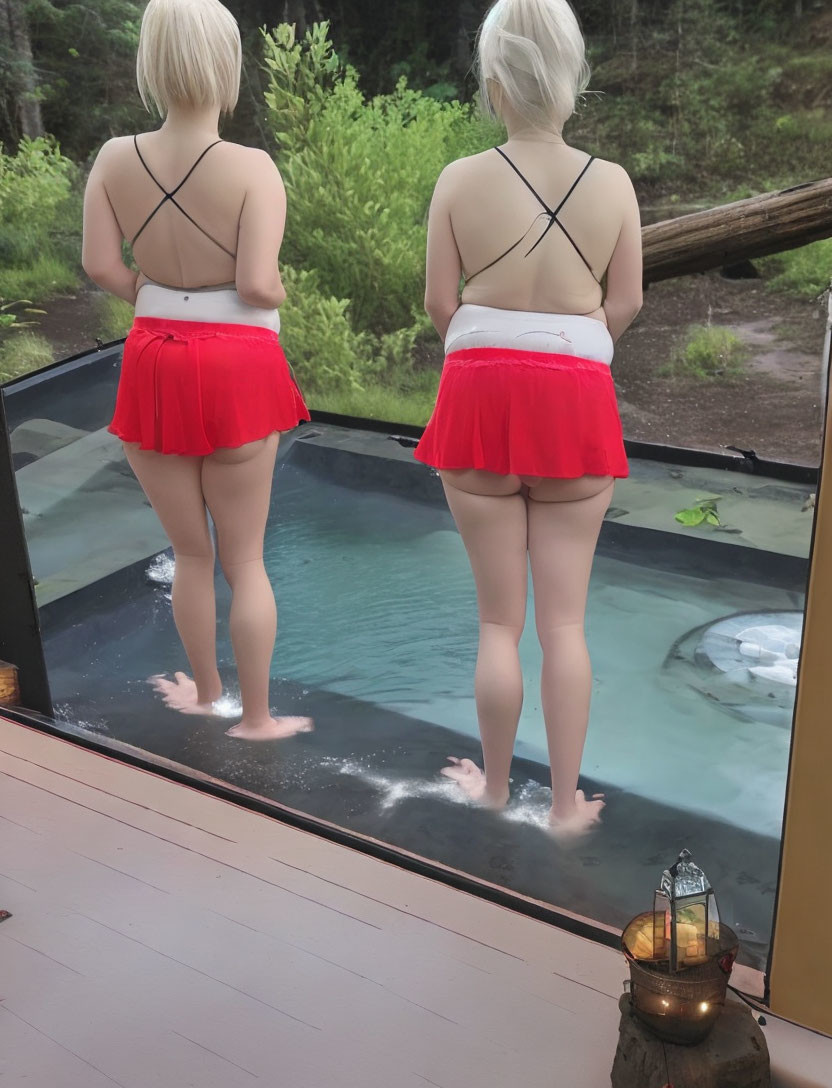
left=440, top=757, right=509, bottom=809
left=149, top=672, right=221, bottom=716
left=226, top=716, right=314, bottom=741
left=548, top=790, right=606, bottom=839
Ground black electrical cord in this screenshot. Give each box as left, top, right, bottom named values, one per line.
left=727, top=984, right=832, bottom=1040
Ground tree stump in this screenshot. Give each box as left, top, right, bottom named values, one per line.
left=611, top=993, right=771, bottom=1088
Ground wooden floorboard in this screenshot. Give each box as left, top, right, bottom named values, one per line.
left=1, top=719, right=829, bottom=1088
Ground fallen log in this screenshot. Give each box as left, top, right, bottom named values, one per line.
left=642, top=177, right=832, bottom=285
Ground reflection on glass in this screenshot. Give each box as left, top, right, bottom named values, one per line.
left=7, top=342, right=819, bottom=971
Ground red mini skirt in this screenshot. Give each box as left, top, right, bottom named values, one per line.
left=109, top=317, right=310, bottom=456
left=414, top=346, right=629, bottom=479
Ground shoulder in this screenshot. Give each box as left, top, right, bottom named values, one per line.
left=433, top=149, right=497, bottom=196
left=92, top=134, right=134, bottom=162
left=220, top=142, right=274, bottom=165
left=586, top=155, right=637, bottom=191
left=223, top=143, right=283, bottom=180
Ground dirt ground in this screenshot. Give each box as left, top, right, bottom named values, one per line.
left=17, top=272, right=830, bottom=468
left=614, top=273, right=827, bottom=466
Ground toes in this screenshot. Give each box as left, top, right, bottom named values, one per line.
left=459, top=759, right=481, bottom=776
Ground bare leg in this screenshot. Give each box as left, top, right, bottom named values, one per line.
left=439, top=469, right=528, bottom=808
left=526, top=475, right=614, bottom=837
left=125, top=445, right=222, bottom=709
left=201, top=435, right=312, bottom=741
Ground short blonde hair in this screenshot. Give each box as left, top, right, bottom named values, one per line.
left=136, top=0, right=241, bottom=115
left=477, top=0, right=589, bottom=131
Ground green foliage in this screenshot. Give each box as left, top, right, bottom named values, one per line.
left=279, top=264, right=434, bottom=400
left=25, top=0, right=145, bottom=160
left=263, top=23, right=498, bottom=336
left=0, top=331, right=53, bottom=383
left=675, top=497, right=722, bottom=528
left=0, top=299, right=46, bottom=331
left=572, top=2, right=831, bottom=193
left=0, top=138, right=79, bottom=299
left=278, top=265, right=374, bottom=394
left=761, top=238, right=832, bottom=300
left=0, top=255, right=77, bottom=301
left=663, top=324, right=749, bottom=380
left=94, top=294, right=134, bottom=342
left=309, top=374, right=439, bottom=425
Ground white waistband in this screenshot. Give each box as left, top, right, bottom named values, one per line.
left=135, top=283, right=280, bottom=333
left=445, top=304, right=613, bottom=365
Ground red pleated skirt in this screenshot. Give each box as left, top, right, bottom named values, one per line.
left=414, top=346, right=629, bottom=478
left=109, top=317, right=310, bottom=456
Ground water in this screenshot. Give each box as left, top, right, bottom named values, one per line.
left=40, top=454, right=798, bottom=962
left=248, top=462, right=798, bottom=838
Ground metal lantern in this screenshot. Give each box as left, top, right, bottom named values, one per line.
left=653, top=848, right=721, bottom=972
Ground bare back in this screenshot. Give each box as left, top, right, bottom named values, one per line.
left=425, top=140, right=642, bottom=338
left=83, top=129, right=286, bottom=306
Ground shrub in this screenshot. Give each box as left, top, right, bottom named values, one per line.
left=761, top=238, right=832, bottom=300
left=278, top=265, right=374, bottom=394
left=94, top=294, right=134, bottom=342
left=263, top=22, right=498, bottom=336
left=0, top=138, right=80, bottom=302
left=664, top=324, right=748, bottom=380
left=0, top=255, right=77, bottom=301
left=0, top=332, right=53, bottom=383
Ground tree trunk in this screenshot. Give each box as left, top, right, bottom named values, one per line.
left=1, top=0, right=44, bottom=139
left=642, top=177, right=832, bottom=285
left=629, top=0, right=638, bottom=72
left=282, top=0, right=322, bottom=34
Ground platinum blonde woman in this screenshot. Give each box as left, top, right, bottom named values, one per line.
left=82, top=0, right=312, bottom=741
left=415, top=0, right=643, bottom=835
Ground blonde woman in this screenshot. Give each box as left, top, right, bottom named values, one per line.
left=82, top=0, right=312, bottom=741
left=415, top=0, right=642, bottom=834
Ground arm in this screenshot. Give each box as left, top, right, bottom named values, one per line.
left=603, top=169, right=643, bottom=343
left=424, top=167, right=462, bottom=342
left=82, top=141, right=139, bottom=304
left=235, top=150, right=288, bottom=310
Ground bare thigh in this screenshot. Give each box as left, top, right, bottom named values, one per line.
left=124, top=445, right=213, bottom=557
left=439, top=468, right=527, bottom=627
left=201, top=435, right=280, bottom=568
left=526, top=476, right=615, bottom=632
left=523, top=475, right=614, bottom=503
left=439, top=468, right=524, bottom=498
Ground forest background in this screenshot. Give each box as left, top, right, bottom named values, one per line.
left=1, top=0, right=831, bottom=451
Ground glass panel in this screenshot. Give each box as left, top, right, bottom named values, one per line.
left=4, top=334, right=821, bottom=973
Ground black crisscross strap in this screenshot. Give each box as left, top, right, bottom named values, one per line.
left=465, top=148, right=597, bottom=284
left=131, top=134, right=236, bottom=259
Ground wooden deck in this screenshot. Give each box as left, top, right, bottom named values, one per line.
left=0, top=718, right=828, bottom=1087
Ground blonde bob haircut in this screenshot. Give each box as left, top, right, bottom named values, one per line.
left=136, top=0, right=242, bottom=115
left=477, top=0, right=589, bottom=131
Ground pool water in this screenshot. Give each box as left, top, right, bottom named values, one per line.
left=264, top=462, right=798, bottom=838
left=40, top=451, right=802, bottom=968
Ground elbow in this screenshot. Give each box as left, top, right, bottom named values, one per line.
left=425, top=294, right=454, bottom=328
left=82, top=258, right=110, bottom=290
left=236, top=280, right=285, bottom=310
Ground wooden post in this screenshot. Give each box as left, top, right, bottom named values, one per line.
left=643, top=178, right=832, bottom=285
left=0, top=660, right=20, bottom=706
left=767, top=294, right=832, bottom=1035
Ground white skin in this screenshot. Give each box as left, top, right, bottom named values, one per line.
left=425, top=88, right=643, bottom=837
left=82, top=99, right=312, bottom=741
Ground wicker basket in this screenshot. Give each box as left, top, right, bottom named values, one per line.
left=622, top=912, right=739, bottom=1046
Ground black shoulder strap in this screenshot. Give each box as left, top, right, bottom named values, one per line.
left=493, top=146, right=553, bottom=214
left=466, top=151, right=599, bottom=284
left=552, top=155, right=595, bottom=217
left=131, top=135, right=234, bottom=258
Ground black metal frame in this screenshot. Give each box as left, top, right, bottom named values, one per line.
left=0, top=391, right=52, bottom=716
